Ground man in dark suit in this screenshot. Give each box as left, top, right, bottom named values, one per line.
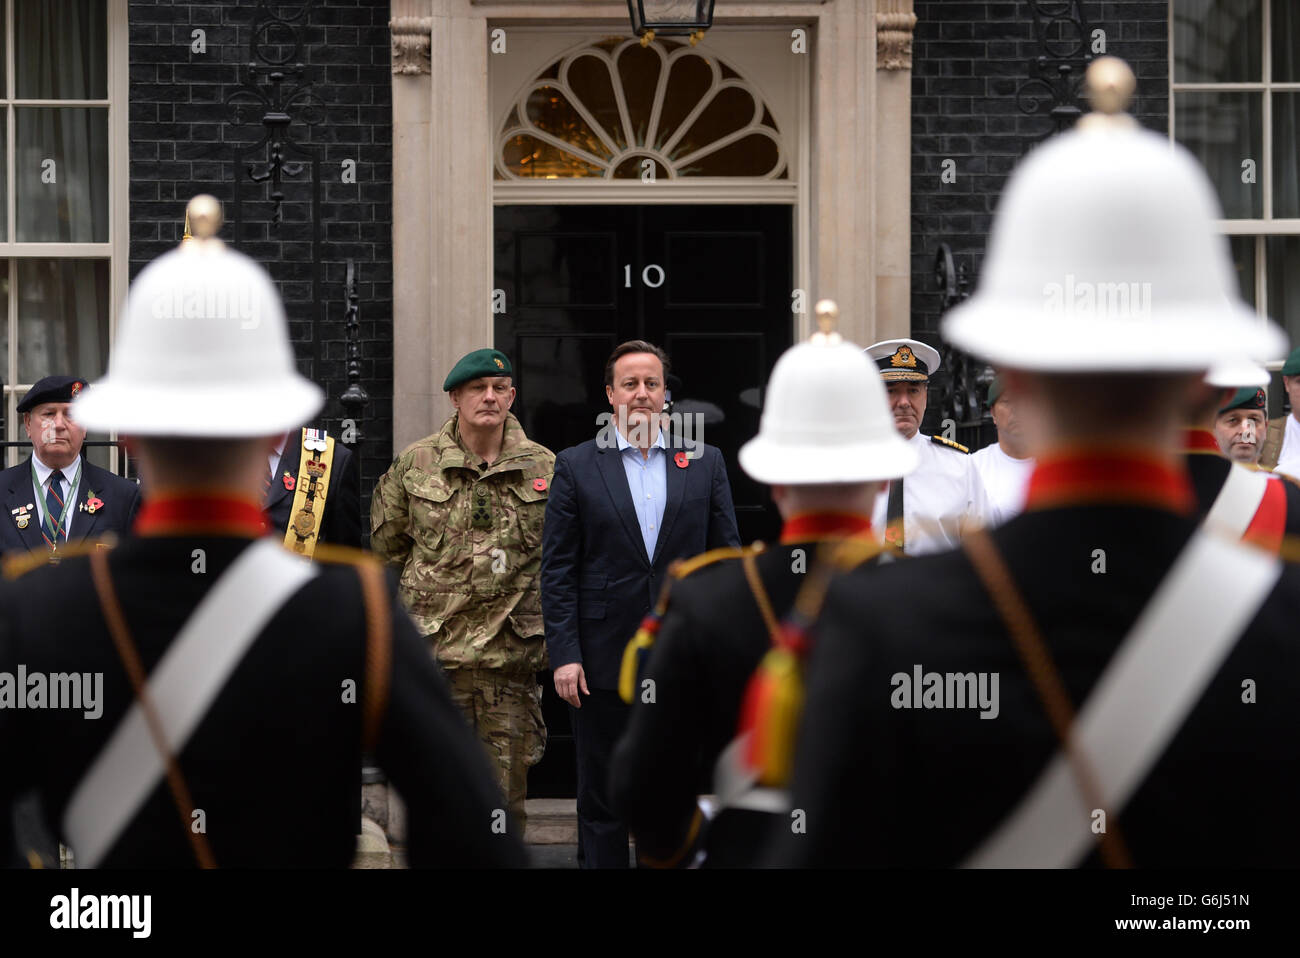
left=0, top=375, right=141, bottom=565
left=541, top=339, right=740, bottom=868
left=774, top=59, right=1300, bottom=868
left=264, top=425, right=363, bottom=554
left=608, top=304, right=919, bottom=868
left=0, top=195, right=524, bottom=869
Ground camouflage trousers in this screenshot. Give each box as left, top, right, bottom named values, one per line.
left=444, top=669, right=547, bottom=839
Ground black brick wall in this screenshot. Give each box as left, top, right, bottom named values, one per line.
left=910, top=1, right=1169, bottom=435
left=128, top=0, right=393, bottom=521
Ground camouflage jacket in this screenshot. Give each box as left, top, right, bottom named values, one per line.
left=370, top=413, right=555, bottom=673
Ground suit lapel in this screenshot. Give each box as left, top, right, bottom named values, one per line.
left=265, top=436, right=301, bottom=511
left=71, top=461, right=107, bottom=542
left=596, top=445, right=650, bottom=566
left=652, top=441, right=687, bottom=566
left=6, top=456, right=48, bottom=552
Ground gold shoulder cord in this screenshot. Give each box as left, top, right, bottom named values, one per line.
left=284, top=429, right=337, bottom=559
left=741, top=551, right=782, bottom=643
left=962, top=528, right=1133, bottom=869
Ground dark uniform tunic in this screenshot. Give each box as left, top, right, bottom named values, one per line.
left=773, top=450, right=1300, bottom=867
left=609, top=512, right=880, bottom=868
left=0, top=495, right=525, bottom=868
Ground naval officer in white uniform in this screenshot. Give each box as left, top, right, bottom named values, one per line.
left=865, top=338, right=990, bottom=555
left=970, top=375, right=1035, bottom=527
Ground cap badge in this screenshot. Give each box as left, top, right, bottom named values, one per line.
left=70, top=382, right=83, bottom=398
left=890, top=346, right=917, bottom=368
left=283, top=472, right=296, bottom=491
left=1256, top=388, right=1266, bottom=406
left=532, top=477, right=547, bottom=491
left=494, top=358, right=504, bottom=369
left=674, top=451, right=689, bottom=469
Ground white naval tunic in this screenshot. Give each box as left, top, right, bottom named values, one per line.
left=1274, top=414, right=1300, bottom=478
left=970, top=442, right=1035, bottom=528
left=872, top=431, right=991, bottom=556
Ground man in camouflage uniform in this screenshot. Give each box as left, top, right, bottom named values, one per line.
left=371, top=348, right=555, bottom=838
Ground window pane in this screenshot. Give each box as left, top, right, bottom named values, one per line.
left=1228, top=235, right=1256, bottom=306
left=0, top=114, right=6, bottom=241
left=1274, top=93, right=1300, bottom=217
left=1173, top=0, right=1262, bottom=83
left=1272, top=0, right=1300, bottom=82
left=1266, top=236, right=1300, bottom=347
left=16, top=259, right=110, bottom=385
left=15, top=0, right=108, bottom=99
left=1, top=265, right=9, bottom=454
left=1174, top=92, right=1263, bottom=218
left=15, top=107, right=109, bottom=242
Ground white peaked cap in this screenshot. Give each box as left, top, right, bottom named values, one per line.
left=739, top=335, right=919, bottom=485
left=73, top=197, right=323, bottom=436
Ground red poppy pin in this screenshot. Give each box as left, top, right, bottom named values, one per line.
left=283, top=473, right=295, bottom=491
left=674, top=451, right=689, bottom=469
left=533, top=478, right=547, bottom=491
left=86, top=496, right=103, bottom=514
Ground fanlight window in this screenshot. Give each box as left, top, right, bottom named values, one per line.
left=497, top=38, right=786, bottom=180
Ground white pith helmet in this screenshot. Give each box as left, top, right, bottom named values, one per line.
left=942, top=57, right=1285, bottom=372
left=73, top=194, right=324, bottom=437
left=738, top=300, right=920, bottom=484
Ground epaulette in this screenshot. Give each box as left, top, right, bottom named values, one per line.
left=1277, top=534, right=1300, bottom=565
left=3, top=540, right=114, bottom=580
left=825, top=536, right=887, bottom=572
left=930, top=434, right=970, bottom=454
left=311, top=542, right=382, bottom=568
left=668, top=543, right=758, bottom=580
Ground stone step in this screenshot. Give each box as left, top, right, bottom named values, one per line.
left=524, top=798, right=576, bottom=845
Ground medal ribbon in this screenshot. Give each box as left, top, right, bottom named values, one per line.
left=32, top=457, right=83, bottom=549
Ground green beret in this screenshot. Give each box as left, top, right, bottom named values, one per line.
left=987, top=376, right=1004, bottom=409
left=1283, top=346, right=1300, bottom=377
left=443, top=349, right=512, bottom=391
left=1219, top=386, right=1267, bottom=415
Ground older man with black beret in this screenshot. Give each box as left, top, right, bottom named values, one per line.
left=0, top=375, right=141, bottom=565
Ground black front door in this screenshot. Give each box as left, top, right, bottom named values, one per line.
left=494, top=203, right=793, bottom=797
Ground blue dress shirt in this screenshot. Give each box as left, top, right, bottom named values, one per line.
left=614, top=426, right=668, bottom=560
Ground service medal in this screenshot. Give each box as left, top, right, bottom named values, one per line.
left=16, top=513, right=28, bottom=529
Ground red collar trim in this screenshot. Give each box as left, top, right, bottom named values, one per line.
left=135, top=494, right=269, bottom=538
left=1182, top=428, right=1222, bottom=455
left=1025, top=448, right=1194, bottom=515
left=780, top=512, right=873, bottom=544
